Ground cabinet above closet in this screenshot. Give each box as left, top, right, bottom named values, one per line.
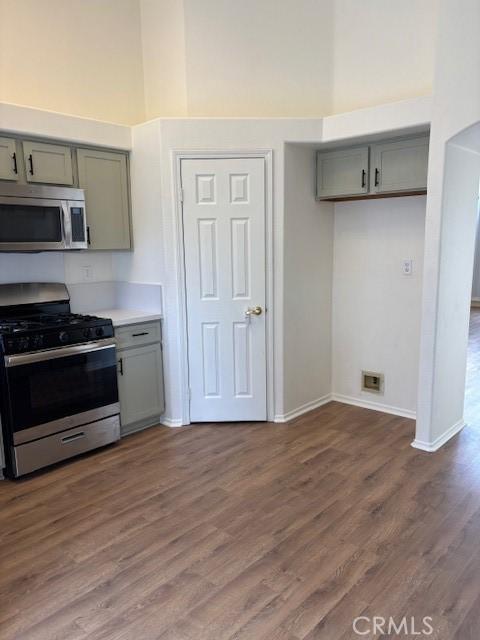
left=316, top=135, right=429, bottom=201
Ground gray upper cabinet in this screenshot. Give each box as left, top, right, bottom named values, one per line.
left=23, top=140, right=74, bottom=185
left=0, top=137, right=18, bottom=181
left=371, top=136, right=429, bottom=194
left=0, top=132, right=132, bottom=250
left=316, top=135, right=429, bottom=200
left=77, top=148, right=131, bottom=250
left=316, top=146, right=369, bottom=199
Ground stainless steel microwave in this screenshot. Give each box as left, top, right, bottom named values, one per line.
left=0, top=184, right=87, bottom=251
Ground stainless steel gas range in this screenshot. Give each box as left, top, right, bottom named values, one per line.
left=0, top=283, right=120, bottom=478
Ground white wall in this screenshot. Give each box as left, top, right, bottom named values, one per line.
left=332, top=0, right=438, bottom=114
left=332, top=197, right=426, bottom=417
left=0, top=253, right=64, bottom=284
left=471, top=218, right=480, bottom=300
left=0, top=250, right=116, bottom=286
left=64, top=253, right=114, bottom=284
left=113, top=120, right=164, bottom=284
left=0, top=0, right=145, bottom=124
left=0, top=0, right=437, bottom=122
left=415, top=0, right=480, bottom=450
left=322, top=97, right=432, bottom=144
left=138, top=0, right=437, bottom=119
left=182, top=0, right=334, bottom=117
left=140, top=0, right=187, bottom=118
left=428, top=141, right=480, bottom=441
left=283, top=145, right=334, bottom=418
left=0, top=103, right=132, bottom=149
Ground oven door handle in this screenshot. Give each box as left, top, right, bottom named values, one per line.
left=4, top=338, right=116, bottom=367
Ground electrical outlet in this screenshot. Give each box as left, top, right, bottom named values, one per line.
left=402, top=259, right=413, bottom=276
left=81, top=265, right=93, bottom=281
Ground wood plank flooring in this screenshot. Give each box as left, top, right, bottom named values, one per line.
left=2, top=313, right=480, bottom=639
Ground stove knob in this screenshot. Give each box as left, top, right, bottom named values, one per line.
left=95, top=327, right=104, bottom=338
left=83, top=328, right=92, bottom=339
left=32, top=334, right=43, bottom=348
left=59, top=331, right=69, bottom=344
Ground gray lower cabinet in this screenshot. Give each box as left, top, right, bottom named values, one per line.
left=22, top=140, right=74, bottom=185
left=316, top=146, right=369, bottom=199
left=116, top=321, right=165, bottom=436
left=77, top=148, right=131, bottom=250
left=0, top=136, right=18, bottom=181
left=371, top=136, right=429, bottom=193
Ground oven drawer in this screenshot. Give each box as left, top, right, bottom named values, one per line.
left=12, top=414, right=120, bottom=476
left=115, top=321, right=161, bottom=349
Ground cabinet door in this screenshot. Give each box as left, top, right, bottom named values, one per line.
left=22, top=140, right=73, bottom=185
left=371, top=136, right=429, bottom=193
left=117, top=343, right=164, bottom=428
left=316, top=147, right=369, bottom=199
left=0, top=137, right=19, bottom=181
left=77, top=148, right=131, bottom=250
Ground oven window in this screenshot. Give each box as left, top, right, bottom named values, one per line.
left=6, top=348, right=118, bottom=433
left=0, top=204, right=62, bottom=242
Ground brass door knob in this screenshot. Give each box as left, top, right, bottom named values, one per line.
left=245, top=306, right=263, bottom=316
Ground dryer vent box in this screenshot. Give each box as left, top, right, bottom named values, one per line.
left=362, top=371, right=384, bottom=394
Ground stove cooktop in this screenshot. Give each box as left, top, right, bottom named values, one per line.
left=0, top=312, right=114, bottom=355
left=0, top=313, right=104, bottom=334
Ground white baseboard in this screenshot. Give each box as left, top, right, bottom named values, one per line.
left=164, top=394, right=414, bottom=427
left=160, top=416, right=186, bottom=428
left=330, top=393, right=416, bottom=420
left=273, top=394, right=333, bottom=423
left=411, top=419, right=465, bottom=452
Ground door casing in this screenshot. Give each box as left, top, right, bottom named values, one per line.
left=173, top=150, right=274, bottom=425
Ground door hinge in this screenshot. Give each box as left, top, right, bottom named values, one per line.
left=179, top=187, right=185, bottom=203
left=188, top=387, right=192, bottom=400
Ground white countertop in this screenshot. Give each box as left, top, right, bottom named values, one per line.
left=94, top=309, right=162, bottom=327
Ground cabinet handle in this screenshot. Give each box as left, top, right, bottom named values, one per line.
left=12, top=152, right=18, bottom=174
left=87, top=226, right=91, bottom=245
left=28, top=154, right=34, bottom=175
left=118, top=357, right=123, bottom=376
left=374, top=168, right=380, bottom=187
left=132, top=332, right=149, bottom=337
left=361, top=169, right=366, bottom=188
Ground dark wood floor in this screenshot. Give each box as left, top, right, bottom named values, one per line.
left=1, top=315, right=480, bottom=639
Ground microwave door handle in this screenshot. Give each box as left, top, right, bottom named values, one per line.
left=62, top=202, right=72, bottom=248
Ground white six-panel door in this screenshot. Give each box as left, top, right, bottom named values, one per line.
left=182, top=158, right=267, bottom=422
